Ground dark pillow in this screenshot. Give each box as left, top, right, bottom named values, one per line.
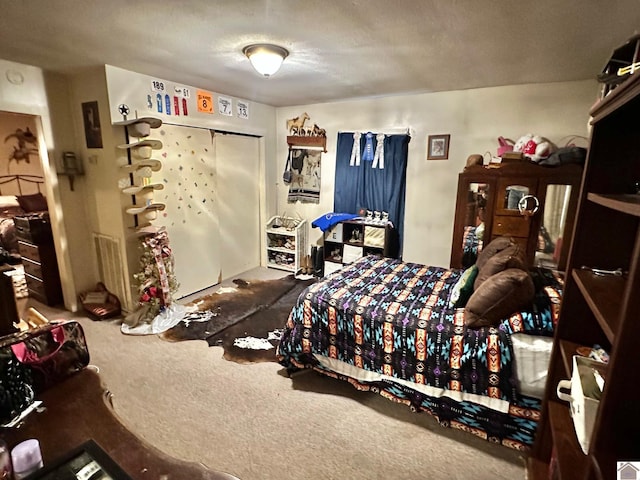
left=475, top=236, right=515, bottom=270
left=450, top=265, right=479, bottom=308
left=474, top=243, right=526, bottom=290
left=17, top=193, right=48, bottom=212
left=464, top=268, right=535, bottom=328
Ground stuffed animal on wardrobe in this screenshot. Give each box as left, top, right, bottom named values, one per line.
left=513, top=133, right=556, bottom=163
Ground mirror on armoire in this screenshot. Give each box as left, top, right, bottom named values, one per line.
left=534, top=183, right=573, bottom=270
left=459, top=182, right=489, bottom=268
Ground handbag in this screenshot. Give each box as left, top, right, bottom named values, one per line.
left=497, top=136, right=514, bottom=157
left=283, top=150, right=292, bottom=184
left=0, top=320, right=90, bottom=424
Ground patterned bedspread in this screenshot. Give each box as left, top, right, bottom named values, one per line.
left=278, top=255, right=562, bottom=405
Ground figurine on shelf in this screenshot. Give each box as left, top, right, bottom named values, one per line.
left=286, top=112, right=310, bottom=135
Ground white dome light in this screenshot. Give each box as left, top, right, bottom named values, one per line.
left=243, top=44, right=289, bottom=77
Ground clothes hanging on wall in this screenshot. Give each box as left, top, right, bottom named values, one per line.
left=287, top=148, right=322, bottom=204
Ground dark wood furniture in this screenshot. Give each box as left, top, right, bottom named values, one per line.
left=1, top=369, right=239, bottom=480
left=528, top=72, right=640, bottom=479
left=450, top=162, right=582, bottom=271
left=13, top=215, right=63, bottom=306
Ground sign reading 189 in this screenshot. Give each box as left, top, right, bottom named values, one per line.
left=151, top=80, right=165, bottom=92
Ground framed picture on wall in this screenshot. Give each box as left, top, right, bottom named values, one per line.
left=82, top=101, right=103, bottom=148
left=427, top=134, right=450, bottom=160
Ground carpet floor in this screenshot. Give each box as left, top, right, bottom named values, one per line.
left=20, top=271, right=528, bottom=480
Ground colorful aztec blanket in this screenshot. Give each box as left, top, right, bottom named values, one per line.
left=278, top=256, right=562, bottom=404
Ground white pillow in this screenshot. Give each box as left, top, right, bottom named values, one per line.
left=0, top=195, right=19, bottom=208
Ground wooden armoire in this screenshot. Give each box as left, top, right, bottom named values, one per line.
left=450, top=162, right=583, bottom=272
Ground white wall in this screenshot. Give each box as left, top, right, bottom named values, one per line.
left=275, top=80, right=598, bottom=268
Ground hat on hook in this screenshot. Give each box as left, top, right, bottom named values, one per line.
left=114, top=117, right=162, bottom=138
left=132, top=224, right=166, bottom=237
left=120, top=159, right=163, bottom=173
left=121, top=183, right=164, bottom=195
left=117, top=138, right=163, bottom=150
left=114, top=117, right=162, bottom=128
left=125, top=202, right=166, bottom=215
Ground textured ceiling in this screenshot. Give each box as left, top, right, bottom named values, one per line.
left=0, top=0, right=639, bottom=107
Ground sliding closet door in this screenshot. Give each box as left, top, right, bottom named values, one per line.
left=214, top=132, right=261, bottom=279
left=153, top=126, right=260, bottom=298
left=154, top=125, right=220, bottom=298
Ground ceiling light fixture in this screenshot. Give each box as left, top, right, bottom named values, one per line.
left=243, top=43, right=289, bottom=78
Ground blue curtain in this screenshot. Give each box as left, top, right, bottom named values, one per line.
left=334, top=132, right=409, bottom=255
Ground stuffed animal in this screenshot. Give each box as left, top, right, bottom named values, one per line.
left=513, top=134, right=556, bottom=163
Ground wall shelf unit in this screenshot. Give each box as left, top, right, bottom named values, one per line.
left=286, top=135, right=327, bottom=152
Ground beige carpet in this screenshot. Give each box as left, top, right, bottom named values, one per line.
left=23, top=282, right=528, bottom=480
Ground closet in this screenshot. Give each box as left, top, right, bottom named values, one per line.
left=450, top=162, right=582, bottom=272
left=147, top=126, right=260, bottom=298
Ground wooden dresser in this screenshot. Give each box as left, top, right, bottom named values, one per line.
left=14, top=215, right=63, bottom=306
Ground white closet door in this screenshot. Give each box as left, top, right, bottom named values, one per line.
left=151, top=127, right=260, bottom=298
left=214, top=132, right=261, bottom=280
left=152, top=125, right=220, bottom=298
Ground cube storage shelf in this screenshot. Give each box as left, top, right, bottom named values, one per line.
left=323, top=219, right=398, bottom=276
left=266, top=216, right=307, bottom=273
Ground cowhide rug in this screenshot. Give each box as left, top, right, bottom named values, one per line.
left=161, top=275, right=315, bottom=364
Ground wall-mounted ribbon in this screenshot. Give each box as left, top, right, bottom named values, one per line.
left=349, top=132, right=361, bottom=166
left=372, top=134, right=385, bottom=169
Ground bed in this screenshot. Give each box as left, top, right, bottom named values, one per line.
left=277, top=238, right=561, bottom=451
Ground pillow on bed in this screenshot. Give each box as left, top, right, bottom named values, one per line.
left=465, top=268, right=535, bottom=328
left=475, top=236, right=515, bottom=270
left=450, top=265, right=479, bottom=308
left=17, top=193, right=48, bottom=212
left=0, top=195, right=19, bottom=208
left=474, top=243, right=526, bottom=290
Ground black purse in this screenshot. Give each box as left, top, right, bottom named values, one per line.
left=0, top=346, right=34, bottom=425
left=283, top=150, right=292, bottom=184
